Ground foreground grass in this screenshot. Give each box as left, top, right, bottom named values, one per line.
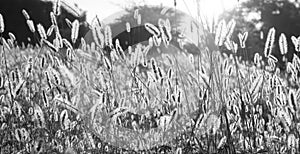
left=0, top=9, right=300, bottom=154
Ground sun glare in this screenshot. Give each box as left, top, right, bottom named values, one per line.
left=198, top=0, right=239, bottom=28
left=70, top=0, right=239, bottom=24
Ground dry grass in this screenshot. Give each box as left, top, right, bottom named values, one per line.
left=0, top=5, right=300, bottom=154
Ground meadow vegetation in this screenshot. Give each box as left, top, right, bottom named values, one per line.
left=0, top=4, right=300, bottom=154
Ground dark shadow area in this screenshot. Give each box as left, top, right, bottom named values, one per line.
left=0, top=0, right=89, bottom=47
left=222, top=0, right=300, bottom=70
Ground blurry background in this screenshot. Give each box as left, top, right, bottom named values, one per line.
left=1, top=0, right=300, bottom=69
left=67, top=0, right=239, bottom=23
left=0, top=0, right=239, bottom=45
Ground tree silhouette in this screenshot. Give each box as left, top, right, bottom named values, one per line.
left=109, top=4, right=184, bottom=36
left=83, top=4, right=204, bottom=61
left=0, top=0, right=89, bottom=47
left=222, top=0, right=300, bottom=69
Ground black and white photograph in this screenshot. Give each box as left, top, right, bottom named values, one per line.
left=0, top=0, right=300, bottom=153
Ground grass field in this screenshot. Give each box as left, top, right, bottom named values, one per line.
left=0, top=6, right=300, bottom=154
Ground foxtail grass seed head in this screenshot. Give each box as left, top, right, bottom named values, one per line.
left=162, top=33, right=170, bottom=47
left=287, top=62, right=297, bottom=75
left=226, top=19, right=236, bottom=40
left=176, top=89, right=182, bottom=103
left=151, top=58, right=157, bottom=72
left=45, top=71, right=53, bottom=89
left=2, top=38, right=11, bottom=51
left=96, top=27, right=104, bottom=48
left=217, top=136, right=227, bottom=149
left=148, top=37, right=154, bottom=47
left=291, top=36, right=300, bottom=52
left=215, top=19, right=227, bottom=46
left=40, top=55, right=46, bottom=68
left=126, top=22, right=130, bottom=32
left=115, top=39, right=125, bottom=59
left=224, top=39, right=232, bottom=50
left=0, top=14, right=4, bottom=33
left=104, top=26, right=112, bottom=46
left=161, top=7, right=169, bottom=15
left=259, top=31, right=264, bottom=40
left=62, top=38, right=73, bottom=50
left=92, top=26, right=104, bottom=48
left=65, top=18, right=72, bottom=28
left=293, top=54, right=300, bottom=69
left=238, top=32, right=248, bottom=48
left=157, top=66, right=163, bottom=78
left=134, top=9, right=139, bottom=19
left=93, top=15, right=102, bottom=29
left=165, top=88, right=170, bottom=100
left=50, top=12, right=57, bottom=25
left=26, top=20, right=35, bottom=33
left=8, top=32, right=16, bottom=41
left=15, top=129, right=23, bottom=142
left=37, top=24, right=47, bottom=40
left=81, top=37, right=86, bottom=50
left=53, top=0, right=61, bottom=15
left=12, top=101, right=22, bottom=117
left=222, top=59, right=228, bottom=70
left=279, top=33, right=288, bottom=55
left=268, top=55, right=278, bottom=63
left=165, top=30, right=172, bottom=42
left=153, top=35, right=162, bottom=46
left=91, top=27, right=99, bottom=46
left=267, top=58, right=276, bottom=71
left=288, top=90, right=297, bottom=111
left=128, top=45, right=132, bottom=54
left=42, top=39, right=58, bottom=52
left=249, top=73, right=264, bottom=96
left=52, top=71, right=61, bottom=85
left=66, top=48, right=73, bottom=60
left=145, top=23, right=160, bottom=36
left=134, top=45, right=142, bottom=65
left=60, top=109, right=69, bottom=130
left=7, top=39, right=14, bottom=48
left=104, top=57, right=111, bottom=71
left=189, top=54, right=194, bottom=64
left=54, top=33, right=63, bottom=48
left=143, top=45, right=151, bottom=56
left=47, top=25, right=55, bottom=36
left=110, top=49, right=119, bottom=62
left=71, top=20, right=79, bottom=43
left=231, top=41, right=238, bottom=54
left=137, top=14, right=141, bottom=25
left=22, top=9, right=30, bottom=20
left=34, top=104, right=45, bottom=128
left=264, top=27, right=276, bottom=57
left=227, top=65, right=233, bottom=76
left=287, top=134, right=296, bottom=149
left=165, top=18, right=171, bottom=31
left=254, top=53, right=261, bottom=65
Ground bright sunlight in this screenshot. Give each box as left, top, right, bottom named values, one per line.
left=198, top=0, right=240, bottom=30
left=70, top=0, right=240, bottom=24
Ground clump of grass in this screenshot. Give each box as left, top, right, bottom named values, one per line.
left=1, top=3, right=300, bottom=154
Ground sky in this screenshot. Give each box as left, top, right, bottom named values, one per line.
left=67, top=0, right=240, bottom=24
